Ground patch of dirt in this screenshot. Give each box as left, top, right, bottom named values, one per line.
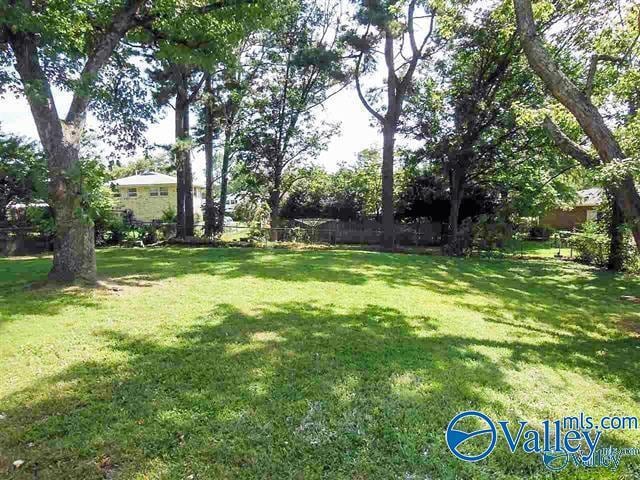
left=619, top=317, right=640, bottom=337
left=97, top=455, right=118, bottom=480
left=621, top=295, right=640, bottom=304
left=0, top=455, right=10, bottom=475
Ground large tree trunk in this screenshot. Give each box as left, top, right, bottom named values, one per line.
left=514, top=0, right=640, bottom=251
left=175, top=95, right=187, bottom=239
left=608, top=190, right=625, bottom=271
left=48, top=141, right=96, bottom=282
left=174, top=85, right=194, bottom=238
left=49, top=195, right=96, bottom=282
left=184, top=112, right=194, bottom=237
left=447, top=166, right=466, bottom=256
left=269, top=169, right=282, bottom=242
left=203, top=79, right=216, bottom=238
left=381, top=121, right=396, bottom=250
left=217, top=128, right=232, bottom=234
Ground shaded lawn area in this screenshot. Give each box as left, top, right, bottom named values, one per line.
left=1, top=247, right=640, bottom=479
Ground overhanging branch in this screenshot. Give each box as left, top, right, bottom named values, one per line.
left=543, top=116, right=598, bottom=168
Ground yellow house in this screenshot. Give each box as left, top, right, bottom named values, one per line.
left=108, top=172, right=205, bottom=222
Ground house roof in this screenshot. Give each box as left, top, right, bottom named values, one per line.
left=108, top=172, right=204, bottom=188
left=576, top=187, right=603, bottom=207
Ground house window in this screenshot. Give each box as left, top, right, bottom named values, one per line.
left=127, top=188, right=137, bottom=198
left=113, top=190, right=121, bottom=198
left=149, top=187, right=158, bottom=197
left=159, top=186, right=169, bottom=197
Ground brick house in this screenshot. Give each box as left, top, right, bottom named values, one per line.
left=108, top=172, right=205, bottom=222
left=541, top=188, right=602, bottom=230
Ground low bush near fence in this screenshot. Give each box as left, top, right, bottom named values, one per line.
left=566, top=221, right=639, bottom=272
left=568, top=231, right=610, bottom=267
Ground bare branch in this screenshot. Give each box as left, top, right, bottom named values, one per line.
left=354, top=51, right=384, bottom=123
left=584, top=54, right=626, bottom=98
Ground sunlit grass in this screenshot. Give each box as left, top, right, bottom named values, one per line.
left=0, top=247, right=639, bottom=479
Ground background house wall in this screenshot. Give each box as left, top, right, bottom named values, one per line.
left=540, top=206, right=592, bottom=230
left=114, top=185, right=204, bottom=222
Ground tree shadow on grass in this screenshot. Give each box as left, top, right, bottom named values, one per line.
left=2, top=301, right=639, bottom=479
left=2, top=247, right=639, bottom=343
left=0, top=281, right=102, bottom=325
left=371, top=255, right=640, bottom=338
left=0, top=248, right=372, bottom=323
left=94, top=248, right=640, bottom=336
left=0, top=302, right=517, bottom=480
left=97, top=248, right=374, bottom=287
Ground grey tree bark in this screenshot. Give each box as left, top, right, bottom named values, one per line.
left=203, top=76, right=217, bottom=237
left=514, top=0, right=640, bottom=253
left=4, top=0, right=146, bottom=283
left=217, top=128, right=233, bottom=233
left=447, top=165, right=467, bottom=255
left=173, top=70, right=196, bottom=238
left=269, top=166, right=282, bottom=241
left=175, top=90, right=188, bottom=239
left=354, top=2, right=436, bottom=250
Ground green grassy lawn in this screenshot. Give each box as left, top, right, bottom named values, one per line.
left=500, top=240, right=571, bottom=259
left=1, top=247, right=639, bottom=479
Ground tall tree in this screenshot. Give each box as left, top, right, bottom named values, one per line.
left=0, top=0, right=274, bottom=281
left=198, top=37, right=266, bottom=236
left=346, top=0, right=454, bottom=250
left=513, top=0, right=640, bottom=269
left=202, top=73, right=219, bottom=236
left=405, top=1, right=548, bottom=254
left=144, top=3, right=279, bottom=239
left=236, top=0, right=344, bottom=240
left=1, top=0, right=149, bottom=282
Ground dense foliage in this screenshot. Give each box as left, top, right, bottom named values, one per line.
left=0, top=131, right=47, bottom=224
left=1, top=0, right=639, bottom=274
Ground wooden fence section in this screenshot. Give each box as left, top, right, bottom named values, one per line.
left=0, top=227, right=52, bottom=257
left=285, top=219, right=445, bottom=246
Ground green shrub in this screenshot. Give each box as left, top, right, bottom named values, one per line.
left=568, top=231, right=610, bottom=267
left=161, top=206, right=177, bottom=223
left=472, top=215, right=512, bottom=251
left=626, top=252, right=640, bottom=275
left=26, top=206, right=55, bottom=236
left=100, top=216, right=127, bottom=245
left=529, top=224, right=555, bottom=240
left=124, top=229, right=143, bottom=243
left=567, top=221, right=639, bottom=272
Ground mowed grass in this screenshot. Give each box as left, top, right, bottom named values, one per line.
left=1, top=247, right=639, bottom=479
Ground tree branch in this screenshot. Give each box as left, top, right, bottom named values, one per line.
left=354, top=51, right=384, bottom=123
left=584, top=54, right=626, bottom=99
left=66, top=0, right=147, bottom=127
left=542, top=116, right=598, bottom=168
left=195, top=0, right=257, bottom=14
left=7, top=29, right=64, bottom=158
left=513, top=0, right=625, bottom=163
